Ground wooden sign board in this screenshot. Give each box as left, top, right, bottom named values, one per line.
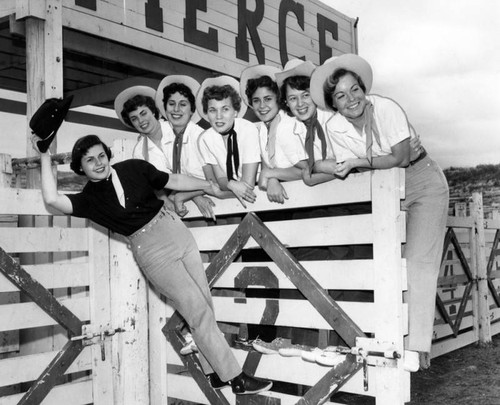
left=52, top=0, right=355, bottom=76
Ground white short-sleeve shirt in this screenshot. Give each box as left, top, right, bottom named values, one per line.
left=325, top=94, right=416, bottom=162
left=132, top=120, right=206, bottom=179
left=198, top=117, right=261, bottom=180
left=258, top=110, right=307, bottom=168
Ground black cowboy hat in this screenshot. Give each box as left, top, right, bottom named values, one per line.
left=30, top=95, right=74, bottom=153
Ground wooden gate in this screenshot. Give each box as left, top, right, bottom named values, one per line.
left=0, top=187, right=117, bottom=404
left=149, top=166, right=410, bottom=405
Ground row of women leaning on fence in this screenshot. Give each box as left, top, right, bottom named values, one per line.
left=33, top=54, right=449, bottom=394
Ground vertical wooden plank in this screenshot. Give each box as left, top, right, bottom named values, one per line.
left=109, top=236, right=149, bottom=405
left=20, top=0, right=64, bottom=362
left=472, top=193, right=492, bottom=344
left=468, top=208, right=480, bottom=343
left=371, top=168, right=408, bottom=405
left=148, top=287, right=168, bottom=404
left=88, top=223, right=115, bottom=403
left=0, top=154, right=12, bottom=188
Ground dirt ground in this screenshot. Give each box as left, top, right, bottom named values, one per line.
left=408, top=334, right=500, bottom=405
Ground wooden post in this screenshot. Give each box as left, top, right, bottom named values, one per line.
left=109, top=236, right=150, bottom=405
left=471, top=193, right=492, bottom=344
left=88, top=223, right=115, bottom=404
left=454, top=202, right=467, bottom=217
left=0, top=154, right=12, bottom=188
left=19, top=0, right=65, bottom=362
left=371, top=168, right=409, bottom=404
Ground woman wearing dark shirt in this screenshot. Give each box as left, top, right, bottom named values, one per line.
left=33, top=134, right=272, bottom=395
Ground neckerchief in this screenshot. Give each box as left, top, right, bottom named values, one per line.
left=223, top=125, right=239, bottom=181
left=347, top=101, right=381, bottom=165
left=141, top=135, right=149, bottom=162
left=172, top=127, right=186, bottom=174
left=303, top=111, right=327, bottom=174
left=109, top=167, right=125, bottom=208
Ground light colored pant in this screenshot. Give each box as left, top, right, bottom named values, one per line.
left=128, top=207, right=241, bottom=381
left=402, top=155, right=449, bottom=352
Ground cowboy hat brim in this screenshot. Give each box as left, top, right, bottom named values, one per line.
left=239, top=65, right=281, bottom=107
left=310, top=53, right=373, bottom=111
left=30, top=95, right=74, bottom=153
left=195, top=75, right=247, bottom=122
left=114, top=86, right=157, bottom=129
left=155, top=75, right=201, bottom=123
left=275, top=59, right=316, bottom=88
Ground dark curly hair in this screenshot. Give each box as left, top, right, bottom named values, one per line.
left=70, top=135, right=112, bottom=175
left=279, top=75, right=310, bottom=114
left=201, top=84, right=241, bottom=114
left=245, top=75, right=279, bottom=105
left=120, top=95, right=159, bottom=127
left=162, top=82, right=196, bottom=113
left=323, top=68, right=367, bottom=111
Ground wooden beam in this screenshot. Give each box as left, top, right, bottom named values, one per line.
left=63, top=28, right=213, bottom=82
left=0, top=246, right=84, bottom=335
left=66, top=77, right=160, bottom=108
left=17, top=340, right=85, bottom=405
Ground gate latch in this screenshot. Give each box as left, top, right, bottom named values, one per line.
left=71, top=323, right=125, bottom=361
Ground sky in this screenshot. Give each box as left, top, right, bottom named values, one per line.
left=1, top=1, right=498, bottom=169
left=324, top=0, right=500, bottom=168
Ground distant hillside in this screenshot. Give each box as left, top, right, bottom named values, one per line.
left=444, top=164, right=500, bottom=212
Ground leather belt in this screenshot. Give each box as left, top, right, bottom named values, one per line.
left=409, top=148, right=427, bottom=166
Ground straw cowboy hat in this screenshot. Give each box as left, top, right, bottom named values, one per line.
left=30, top=95, right=74, bottom=153
left=114, top=85, right=156, bottom=128
left=239, top=65, right=281, bottom=107
left=195, top=75, right=247, bottom=122
left=310, top=53, right=373, bottom=111
left=155, top=75, right=201, bottom=123
left=275, top=59, right=316, bottom=88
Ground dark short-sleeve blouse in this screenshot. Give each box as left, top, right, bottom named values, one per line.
left=67, top=159, right=169, bottom=236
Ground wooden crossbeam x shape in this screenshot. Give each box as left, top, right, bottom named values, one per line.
left=0, top=247, right=85, bottom=405
left=486, top=229, right=500, bottom=308
left=164, top=212, right=365, bottom=404
left=436, top=228, right=475, bottom=337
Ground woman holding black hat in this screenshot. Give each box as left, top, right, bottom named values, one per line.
left=310, top=53, right=449, bottom=369
left=31, top=133, right=273, bottom=395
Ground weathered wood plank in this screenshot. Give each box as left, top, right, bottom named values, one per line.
left=0, top=263, right=89, bottom=292
left=0, top=296, right=89, bottom=332
left=167, top=350, right=374, bottom=397
left=17, top=340, right=84, bottom=405
left=193, top=214, right=381, bottom=251
left=166, top=373, right=351, bottom=405
left=211, top=260, right=377, bottom=290
left=0, top=227, right=89, bottom=253
left=211, top=297, right=382, bottom=333
left=0, top=380, right=92, bottom=405
left=371, top=168, right=408, bottom=404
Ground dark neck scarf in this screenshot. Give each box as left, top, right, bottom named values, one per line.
left=172, top=127, right=186, bottom=174
left=347, top=101, right=381, bottom=165
left=222, top=125, right=239, bottom=181
left=303, top=111, right=327, bottom=174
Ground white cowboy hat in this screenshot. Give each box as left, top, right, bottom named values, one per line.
left=195, top=75, right=247, bottom=122
left=275, top=59, right=316, bottom=88
left=239, top=65, right=281, bottom=107
left=310, top=53, right=373, bottom=111
left=155, top=75, right=201, bottom=123
left=114, top=86, right=156, bottom=129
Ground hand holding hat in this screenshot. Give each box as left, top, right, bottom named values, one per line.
left=29, top=95, right=74, bottom=153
